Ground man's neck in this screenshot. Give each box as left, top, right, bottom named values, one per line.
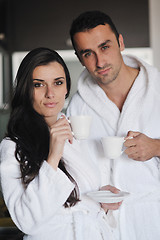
left=101, top=65, right=139, bottom=112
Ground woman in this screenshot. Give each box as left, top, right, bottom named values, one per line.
left=0, top=48, right=118, bottom=240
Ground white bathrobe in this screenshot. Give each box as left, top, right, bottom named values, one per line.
left=0, top=138, right=113, bottom=240
left=67, top=55, right=160, bottom=240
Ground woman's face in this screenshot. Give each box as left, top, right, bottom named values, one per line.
left=32, top=61, right=67, bottom=125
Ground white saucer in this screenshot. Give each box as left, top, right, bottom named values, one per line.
left=86, top=190, right=130, bottom=203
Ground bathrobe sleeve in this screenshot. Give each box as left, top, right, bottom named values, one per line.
left=0, top=139, right=75, bottom=234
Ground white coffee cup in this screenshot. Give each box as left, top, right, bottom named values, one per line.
left=101, top=136, right=126, bottom=159
left=69, top=115, right=92, bottom=140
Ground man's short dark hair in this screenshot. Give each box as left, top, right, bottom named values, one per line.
left=70, top=10, right=120, bottom=51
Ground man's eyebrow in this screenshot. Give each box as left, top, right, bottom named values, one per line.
left=79, top=49, right=91, bottom=55
left=98, top=40, right=111, bottom=48
left=79, top=40, right=111, bottom=56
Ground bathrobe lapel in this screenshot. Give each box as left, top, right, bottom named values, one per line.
left=78, top=55, right=160, bottom=138
left=78, top=69, right=120, bottom=136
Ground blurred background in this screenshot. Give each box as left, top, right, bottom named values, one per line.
left=0, top=0, right=159, bottom=237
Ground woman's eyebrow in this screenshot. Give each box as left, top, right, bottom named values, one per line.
left=55, top=77, right=65, bottom=80
left=33, top=77, right=65, bottom=81
left=33, top=79, right=44, bottom=82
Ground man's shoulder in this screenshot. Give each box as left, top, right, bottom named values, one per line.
left=66, top=92, right=87, bottom=116
left=68, top=91, right=83, bottom=106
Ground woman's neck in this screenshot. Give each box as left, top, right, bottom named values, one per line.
left=45, top=115, right=58, bottom=127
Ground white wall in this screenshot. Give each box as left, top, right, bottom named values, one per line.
left=149, top=0, right=160, bottom=70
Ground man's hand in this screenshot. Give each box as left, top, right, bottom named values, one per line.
left=100, top=185, right=122, bottom=212
left=124, top=131, right=160, bottom=161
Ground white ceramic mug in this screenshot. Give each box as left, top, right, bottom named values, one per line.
left=69, top=115, right=92, bottom=140
left=101, top=136, right=126, bottom=159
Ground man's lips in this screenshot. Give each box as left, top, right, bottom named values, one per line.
left=97, top=67, right=111, bottom=75
left=44, top=102, right=57, bottom=108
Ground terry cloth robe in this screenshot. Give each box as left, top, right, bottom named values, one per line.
left=67, top=55, right=160, bottom=240
left=0, top=138, right=114, bottom=240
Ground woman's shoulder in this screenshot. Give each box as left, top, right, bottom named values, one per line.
left=0, top=138, right=16, bottom=155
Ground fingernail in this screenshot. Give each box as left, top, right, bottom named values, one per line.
left=126, top=136, right=133, bottom=140
left=60, top=114, right=65, bottom=119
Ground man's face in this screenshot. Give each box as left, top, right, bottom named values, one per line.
left=73, top=24, right=125, bottom=87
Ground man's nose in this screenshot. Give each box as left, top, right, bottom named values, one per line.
left=96, top=53, right=106, bottom=69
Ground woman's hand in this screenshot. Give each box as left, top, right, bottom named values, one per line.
left=100, top=185, right=122, bottom=212
left=47, top=115, right=73, bottom=170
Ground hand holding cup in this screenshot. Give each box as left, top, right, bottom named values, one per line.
left=102, top=136, right=126, bottom=159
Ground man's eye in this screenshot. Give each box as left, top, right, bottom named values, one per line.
left=55, top=81, right=63, bottom=86
left=84, top=52, right=92, bottom=58
left=102, top=46, right=108, bottom=50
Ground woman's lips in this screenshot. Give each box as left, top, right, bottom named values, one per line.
left=44, top=102, right=57, bottom=108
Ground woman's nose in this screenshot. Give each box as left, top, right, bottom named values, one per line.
left=45, top=86, right=55, bottom=98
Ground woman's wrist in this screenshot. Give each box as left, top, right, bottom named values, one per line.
left=47, top=154, right=61, bottom=170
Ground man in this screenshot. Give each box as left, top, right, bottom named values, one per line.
left=67, top=10, right=160, bottom=240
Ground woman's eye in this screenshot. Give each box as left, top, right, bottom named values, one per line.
left=55, top=81, right=63, bottom=86
left=33, top=82, right=44, bottom=88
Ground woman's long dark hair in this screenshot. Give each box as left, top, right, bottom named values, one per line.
left=6, top=47, right=79, bottom=207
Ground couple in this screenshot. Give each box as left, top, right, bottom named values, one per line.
left=1, top=10, right=160, bottom=240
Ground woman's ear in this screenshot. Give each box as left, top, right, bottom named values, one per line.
left=65, top=88, right=68, bottom=99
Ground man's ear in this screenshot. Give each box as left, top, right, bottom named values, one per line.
left=119, top=34, right=125, bottom=52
